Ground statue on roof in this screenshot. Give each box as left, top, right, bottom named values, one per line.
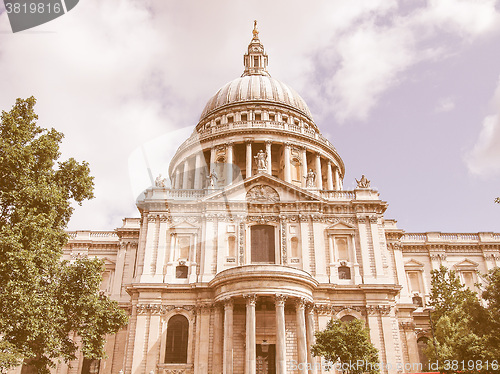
left=356, top=175, right=371, bottom=189
left=155, top=174, right=166, bottom=188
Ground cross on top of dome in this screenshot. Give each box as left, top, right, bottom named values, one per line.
left=242, top=20, right=270, bottom=77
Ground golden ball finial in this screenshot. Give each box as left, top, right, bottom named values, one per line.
left=253, top=20, right=259, bottom=37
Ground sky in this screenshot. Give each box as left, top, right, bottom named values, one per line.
left=1, top=0, right=500, bottom=233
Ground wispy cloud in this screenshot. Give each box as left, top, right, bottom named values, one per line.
left=466, top=75, right=500, bottom=176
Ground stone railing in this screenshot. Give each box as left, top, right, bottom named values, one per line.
left=320, top=190, right=356, bottom=200
left=180, top=120, right=335, bottom=150
left=402, top=233, right=497, bottom=242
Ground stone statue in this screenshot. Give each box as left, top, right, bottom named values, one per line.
left=155, top=174, right=166, bottom=188
left=356, top=175, right=370, bottom=189
left=206, top=169, right=218, bottom=188
left=304, top=169, right=316, bottom=188
left=254, top=150, right=267, bottom=171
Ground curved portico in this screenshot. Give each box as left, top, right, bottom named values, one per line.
left=209, top=266, right=318, bottom=374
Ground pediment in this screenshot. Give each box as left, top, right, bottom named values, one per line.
left=454, top=259, right=479, bottom=269
left=404, top=259, right=425, bottom=269
left=201, top=173, right=323, bottom=203
left=169, top=220, right=199, bottom=229
left=327, top=221, right=356, bottom=230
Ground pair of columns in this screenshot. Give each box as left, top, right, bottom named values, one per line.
left=222, top=295, right=316, bottom=374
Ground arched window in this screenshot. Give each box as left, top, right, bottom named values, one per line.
left=417, top=337, right=429, bottom=369
left=340, top=315, right=356, bottom=322
left=290, top=157, right=301, bottom=184
left=165, top=315, right=189, bottom=363
left=251, top=225, right=275, bottom=263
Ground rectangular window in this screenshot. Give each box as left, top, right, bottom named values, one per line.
left=255, top=113, right=261, bottom=121
left=254, top=56, right=259, bottom=67
left=462, top=271, right=475, bottom=289
left=335, top=237, right=349, bottom=261
left=251, top=225, right=275, bottom=263
left=407, top=271, right=421, bottom=293
left=241, top=113, right=248, bottom=121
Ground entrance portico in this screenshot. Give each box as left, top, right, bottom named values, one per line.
left=210, top=265, right=318, bottom=374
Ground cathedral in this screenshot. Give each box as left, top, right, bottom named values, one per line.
left=35, top=23, right=500, bottom=374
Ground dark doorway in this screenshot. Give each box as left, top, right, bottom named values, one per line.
left=251, top=225, right=275, bottom=263
left=256, top=344, right=276, bottom=374
left=165, top=315, right=189, bottom=363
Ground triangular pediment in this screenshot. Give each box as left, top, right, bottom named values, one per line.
left=404, top=259, right=425, bottom=268
left=454, top=259, right=479, bottom=269
left=327, top=221, right=356, bottom=230
left=169, top=220, right=199, bottom=229
left=201, top=173, right=323, bottom=203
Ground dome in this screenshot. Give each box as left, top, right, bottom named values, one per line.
left=199, top=75, right=313, bottom=121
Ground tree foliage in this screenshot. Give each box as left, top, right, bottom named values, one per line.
left=0, top=97, right=128, bottom=373
left=311, top=318, right=380, bottom=374
left=425, top=266, right=500, bottom=374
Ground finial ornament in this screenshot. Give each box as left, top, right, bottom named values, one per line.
left=253, top=20, right=259, bottom=37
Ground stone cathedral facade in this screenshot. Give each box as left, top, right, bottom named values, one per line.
left=25, top=24, right=500, bottom=374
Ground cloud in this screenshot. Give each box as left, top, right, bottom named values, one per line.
left=305, top=0, right=500, bottom=123
left=435, top=97, right=456, bottom=112
left=466, top=76, right=500, bottom=176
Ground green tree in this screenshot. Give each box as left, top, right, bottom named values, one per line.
left=311, top=318, right=380, bottom=374
left=0, top=97, right=128, bottom=373
left=425, top=266, right=499, bottom=374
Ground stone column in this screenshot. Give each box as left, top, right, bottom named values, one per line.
left=295, top=299, right=308, bottom=374
left=112, top=242, right=127, bottom=297
left=182, top=160, right=190, bottom=189
left=174, top=167, right=181, bottom=189
left=326, top=161, right=334, bottom=190
left=197, top=305, right=211, bottom=373
left=140, top=215, right=157, bottom=282
left=334, top=167, right=342, bottom=190
left=275, top=294, right=287, bottom=374
left=305, top=305, right=317, bottom=374
left=301, top=148, right=308, bottom=188
left=246, top=140, right=252, bottom=178
left=227, top=142, right=234, bottom=185
left=154, top=216, right=168, bottom=282
left=284, top=142, right=292, bottom=183
left=213, top=304, right=223, bottom=374
left=245, top=294, right=257, bottom=374
left=193, top=153, right=202, bottom=189
left=223, top=298, right=234, bottom=374
left=315, top=153, right=322, bottom=189
left=265, top=140, right=272, bottom=174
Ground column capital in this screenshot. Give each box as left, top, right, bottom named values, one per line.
left=226, top=141, right=234, bottom=147
left=284, top=141, right=292, bottom=147
left=294, top=298, right=307, bottom=310
left=265, top=139, right=273, bottom=145
left=223, top=297, right=234, bottom=309
left=245, top=138, right=253, bottom=144
left=243, top=294, right=257, bottom=306
left=274, top=294, right=288, bottom=306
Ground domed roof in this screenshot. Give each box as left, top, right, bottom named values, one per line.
left=199, top=75, right=313, bottom=120
left=199, top=21, right=313, bottom=122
